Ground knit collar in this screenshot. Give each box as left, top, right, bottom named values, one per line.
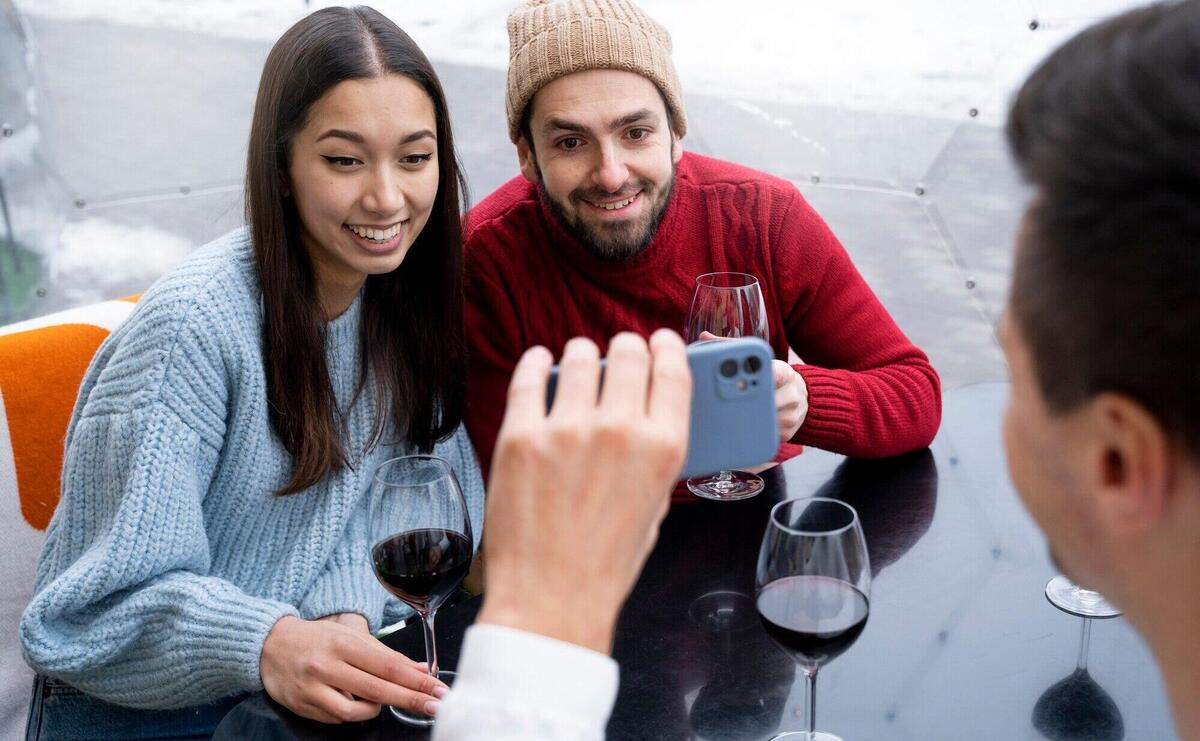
left=324, top=291, right=363, bottom=351
left=537, top=171, right=685, bottom=278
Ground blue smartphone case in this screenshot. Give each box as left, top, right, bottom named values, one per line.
left=545, top=337, right=779, bottom=478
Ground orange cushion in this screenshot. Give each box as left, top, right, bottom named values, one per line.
left=0, top=324, right=110, bottom=530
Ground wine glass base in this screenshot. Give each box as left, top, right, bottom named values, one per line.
left=388, top=669, right=456, bottom=727
left=688, top=471, right=764, bottom=500
left=770, top=732, right=842, bottom=740
left=1044, top=576, right=1121, bottom=618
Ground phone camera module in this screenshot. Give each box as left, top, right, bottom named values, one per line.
left=719, top=359, right=738, bottom=378
left=743, top=356, right=763, bottom=374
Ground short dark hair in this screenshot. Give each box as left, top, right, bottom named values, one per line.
left=1006, top=0, right=1200, bottom=458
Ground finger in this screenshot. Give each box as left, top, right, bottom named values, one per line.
left=334, top=634, right=449, bottom=695
left=548, top=337, right=602, bottom=421
left=598, top=332, right=651, bottom=418
left=325, top=661, right=442, bottom=716
left=501, top=346, right=554, bottom=431
left=773, top=360, right=794, bottom=389
left=309, top=684, right=383, bottom=723
left=647, top=329, right=692, bottom=441
left=698, top=331, right=732, bottom=342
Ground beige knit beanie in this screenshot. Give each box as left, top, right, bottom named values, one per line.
left=505, top=0, right=688, bottom=143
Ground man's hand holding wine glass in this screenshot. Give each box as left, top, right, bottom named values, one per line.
left=477, top=330, right=692, bottom=654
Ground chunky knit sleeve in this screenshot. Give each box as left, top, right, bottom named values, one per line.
left=19, top=265, right=298, bottom=708
left=774, top=190, right=942, bottom=457
left=297, top=498, right=389, bottom=630
left=20, top=399, right=298, bottom=708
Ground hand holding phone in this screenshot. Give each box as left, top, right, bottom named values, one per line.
left=547, top=337, right=778, bottom=478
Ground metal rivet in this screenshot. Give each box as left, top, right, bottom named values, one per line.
left=938, top=630, right=949, bottom=644
left=1, top=124, right=13, bottom=137
left=36, top=288, right=46, bottom=298
left=179, top=185, right=191, bottom=195
left=74, top=199, right=86, bottom=209
left=810, top=175, right=820, bottom=184
left=968, top=108, right=979, bottom=118
left=966, top=277, right=977, bottom=289
left=992, top=547, right=1003, bottom=560
left=1029, top=19, right=1040, bottom=30
left=915, top=186, right=925, bottom=196
left=949, top=456, right=959, bottom=466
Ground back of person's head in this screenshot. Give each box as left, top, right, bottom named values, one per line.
left=246, top=6, right=468, bottom=496
left=1006, top=0, right=1200, bottom=461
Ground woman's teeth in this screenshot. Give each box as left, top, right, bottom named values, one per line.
left=348, top=223, right=401, bottom=243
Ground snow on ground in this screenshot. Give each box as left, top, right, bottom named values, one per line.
left=16, top=0, right=1143, bottom=123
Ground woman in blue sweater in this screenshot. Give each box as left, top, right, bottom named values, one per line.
left=20, top=6, right=483, bottom=725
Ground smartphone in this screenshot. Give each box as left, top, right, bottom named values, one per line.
left=545, top=337, right=778, bottom=478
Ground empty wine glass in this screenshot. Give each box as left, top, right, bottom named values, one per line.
left=756, top=497, right=871, bottom=741
left=685, top=271, right=772, bottom=500
left=1045, top=575, right=1121, bottom=619
left=369, top=455, right=474, bottom=727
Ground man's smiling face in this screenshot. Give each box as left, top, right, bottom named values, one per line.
left=518, top=69, right=683, bottom=261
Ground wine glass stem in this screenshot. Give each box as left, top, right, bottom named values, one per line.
left=421, top=611, right=440, bottom=679
left=1076, top=616, right=1092, bottom=673
left=803, top=667, right=818, bottom=738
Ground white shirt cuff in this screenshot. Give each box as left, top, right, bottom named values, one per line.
left=434, top=623, right=619, bottom=740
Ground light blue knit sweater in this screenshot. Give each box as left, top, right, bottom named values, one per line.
left=19, top=228, right=484, bottom=709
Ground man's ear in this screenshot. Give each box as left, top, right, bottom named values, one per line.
left=1084, top=392, right=1172, bottom=538
left=517, top=137, right=539, bottom=184
left=671, top=133, right=683, bottom=165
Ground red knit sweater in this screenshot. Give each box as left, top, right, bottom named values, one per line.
left=464, top=152, right=941, bottom=495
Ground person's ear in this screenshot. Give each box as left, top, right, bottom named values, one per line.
left=1083, top=393, right=1171, bottom=538
left=517, top=137, right=539, bottom=184
left=671, top=133, right=683, bottom=165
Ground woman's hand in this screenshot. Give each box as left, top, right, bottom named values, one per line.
left=317, top=612, right=370, bottom=632
left=261, top=615, right=447, bottom=723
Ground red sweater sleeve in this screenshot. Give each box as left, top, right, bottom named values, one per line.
left=774, top=191, right=942, bottom=457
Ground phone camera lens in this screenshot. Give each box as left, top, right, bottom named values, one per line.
left=744, top=356, right=763, bottom=374
left=719, top=359, right=738, bottom=378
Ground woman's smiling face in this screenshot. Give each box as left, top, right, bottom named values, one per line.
left=288, top=73, right=440, bottom=315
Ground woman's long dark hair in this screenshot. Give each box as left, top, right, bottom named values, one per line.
left=246, top=6, right=467, bottom=496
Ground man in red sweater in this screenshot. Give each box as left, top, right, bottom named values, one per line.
left=465, top=0, right=941, bottom=494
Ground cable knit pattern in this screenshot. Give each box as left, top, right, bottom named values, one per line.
left=19, top=228, right=484, bottom=709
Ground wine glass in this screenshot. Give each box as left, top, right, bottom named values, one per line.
left=1045, top=575, right=1121, bottom=619
left=684, top=271, right=772, bottom=500
left=368, top=455, right=474, bottom=727
left=756, top=497, right=871, bottom=741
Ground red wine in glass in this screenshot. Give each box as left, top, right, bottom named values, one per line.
left=372, top=528, right=473, bottom=613
left=756, top=497, right=871, bottom=741
left=757, top=575, right=869, bottom=667
left=369, top=455, right=474, bottom=728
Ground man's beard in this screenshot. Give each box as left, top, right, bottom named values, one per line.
left=536, top=161, right=676, bottom=262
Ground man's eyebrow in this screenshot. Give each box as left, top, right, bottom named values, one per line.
left=610, top=109, right=658, bottom=129
left=541, top=109, right=660, bottom=136
left=542, top=117, right=590, bottom=135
